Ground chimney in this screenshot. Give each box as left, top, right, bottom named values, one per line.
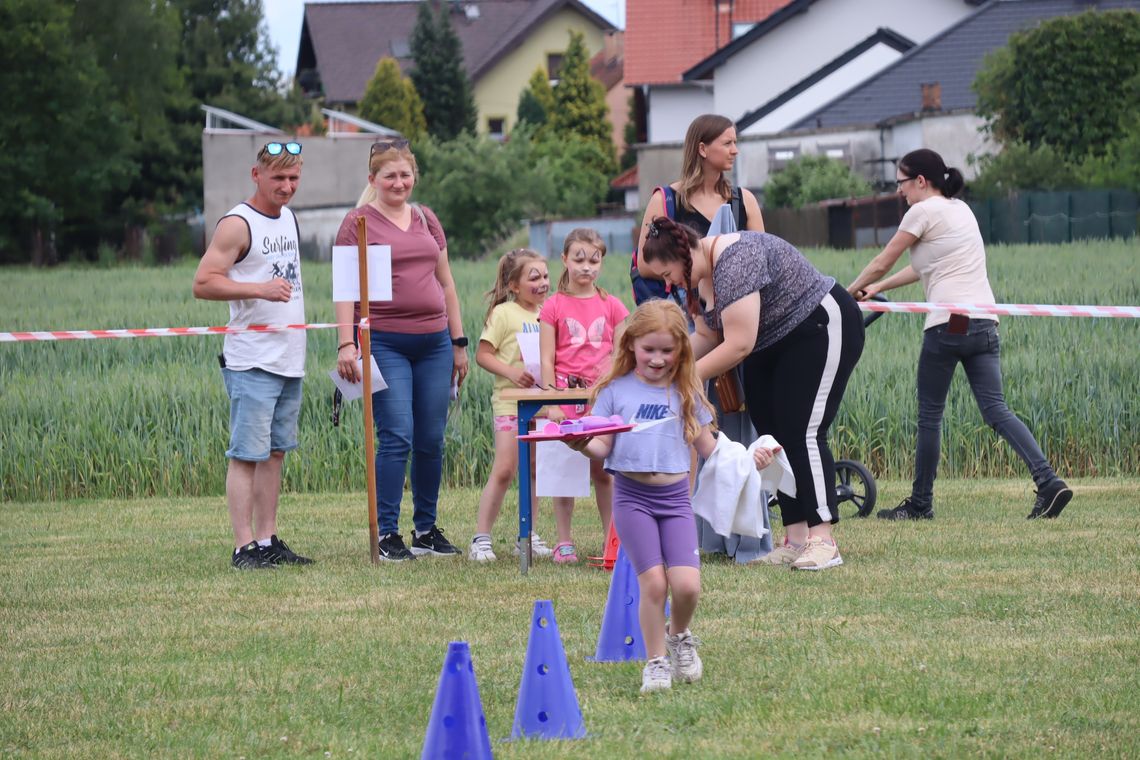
left=603, top=31, right=623, bottom=63
left=921, top=82, right=942, bottom=112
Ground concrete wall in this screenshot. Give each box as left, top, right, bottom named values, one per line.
left=635, top=111, right=995, bottom=208
left=202, top=132, right=378, bottom=254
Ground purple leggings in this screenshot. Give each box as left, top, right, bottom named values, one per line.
left=612, top=474, right=700, bottom=575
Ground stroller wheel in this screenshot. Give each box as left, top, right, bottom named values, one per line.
left=835, top=459, right=877, bottom=518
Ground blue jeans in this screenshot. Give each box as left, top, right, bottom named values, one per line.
left=370, top=329, right=453, bottom=534
left=911, top=320, right=1055, bottom=508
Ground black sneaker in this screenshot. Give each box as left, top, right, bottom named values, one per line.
left=1028, top=479, right=1073, bottom=519
left=231, top=541, right=276, bottom=570
left=260, top=535, right=314, bottom=565
left=409, top=526, right=460, bottom=557
left=877, top=498, right=934, bottom=521
left=378, top=532, right=416, bottom=562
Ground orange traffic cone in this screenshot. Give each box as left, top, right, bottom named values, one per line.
left=587, top=520, right=621, bottom=571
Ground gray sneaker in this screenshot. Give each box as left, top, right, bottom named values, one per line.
left=640, top=656, right=672, bottom=694
left=665, top=628, right=703, bottom=683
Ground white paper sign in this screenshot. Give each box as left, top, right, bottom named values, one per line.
left=327, top=356, right=387, bottom=400
left=332, top=245, right=393, bottom=302
left=535, top=419, right=591, bottom=497
left=516, top=331, right=542, bottom=385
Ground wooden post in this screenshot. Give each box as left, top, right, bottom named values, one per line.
left=357, top=216, right=380, bottom=564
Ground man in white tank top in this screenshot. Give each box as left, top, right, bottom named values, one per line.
left=193, top=141, right=312, bottom=569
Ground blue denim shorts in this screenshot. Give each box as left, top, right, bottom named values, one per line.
left=221, top=367, right=302, bottom=461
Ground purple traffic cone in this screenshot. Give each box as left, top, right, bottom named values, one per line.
left=421, top=641, right=493, bottom=760
left=511, top=600, right=586, bottom=740
left=590, top=547, right=646, bottom=661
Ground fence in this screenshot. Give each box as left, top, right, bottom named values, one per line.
left=763, top=189, right=1138, bottom=249
left=526, top=215, right=638, bottom=258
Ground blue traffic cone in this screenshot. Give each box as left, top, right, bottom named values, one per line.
left=511, top=600, right=587, bottom=740
left=421, top=641, right=493, bottom=760
left=590, top=546, right=645, bottom=662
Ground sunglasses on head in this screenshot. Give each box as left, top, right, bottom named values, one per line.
left=370, top=138, right=410, bottom=155
left=262, top=141, right=302, bottom=157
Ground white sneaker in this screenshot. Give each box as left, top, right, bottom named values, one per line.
left=468, top=536, right=496, bottom=563
left=640, top=656, right=672, bottom=694
left=512, top=533, right=553, bottom=559
left=665, top=628, right=703, bottom=683
left=790, top=536, right=843, bottom=571
left=749, top=537, right=802, bottom=566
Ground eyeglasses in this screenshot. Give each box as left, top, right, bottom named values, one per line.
left=262, top=142, right=302, bottom=157
left=370, top=138, right=410, bottom=155
left=896, top=176, right=917, bottom=189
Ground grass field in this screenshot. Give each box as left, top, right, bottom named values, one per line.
left=2, top=479, right=1138, bottom=758
left=1, top=239, right=1137, bottom=502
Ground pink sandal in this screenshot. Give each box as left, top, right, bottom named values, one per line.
left=553, top=541, right=579, bottom=564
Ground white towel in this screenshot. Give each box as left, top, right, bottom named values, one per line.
left=692, top=432, right=791, bottom=539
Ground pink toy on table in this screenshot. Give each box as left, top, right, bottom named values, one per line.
left=517, top=415, right=634, bottom=441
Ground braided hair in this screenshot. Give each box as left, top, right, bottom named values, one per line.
left=640, top=216, right=703, bottom=315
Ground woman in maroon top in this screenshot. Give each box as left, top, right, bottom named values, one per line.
left=334, top=139, right=468, bottom=561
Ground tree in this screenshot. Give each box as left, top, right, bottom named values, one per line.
left=410, top=2, right=477, bottom=140
left=517, top=66, right=555, bottom=132
left=968, top=142, right=1082, bottom=200
left=70, top=0, right=188, bottom=251
left=763, top=155, right=872, bottom=209
left=359, top=57, right=427, bottom=140
left=620, top=91, right=640, bottom=170
left=973, top=9, right=1140, bottom=161
left=548, top=30, right=615, bottom=175
left=170, top=0, right=308, bottom=217
left=0, top=0, right=133, bottom=264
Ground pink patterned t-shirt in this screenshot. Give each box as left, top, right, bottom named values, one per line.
left=539, top=291, right=630, bottom=387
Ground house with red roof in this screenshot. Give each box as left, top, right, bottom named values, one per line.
left=296, top=0, right=616, bottom=138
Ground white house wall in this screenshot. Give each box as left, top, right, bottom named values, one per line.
left=711, top=0, right=974, bottom=123
left=734, top=127, right=884, bottom=192
left=885, top=114, right=995, bottom=181
left=647, top=85, right=714, bottom=143
left=741, top=45, right=904, bottom=135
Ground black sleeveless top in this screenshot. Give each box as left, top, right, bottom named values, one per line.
left=673, top=188, right=749, bottom=235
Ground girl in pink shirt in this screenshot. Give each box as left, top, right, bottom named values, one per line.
left=539, top=228, right=630, bottom=563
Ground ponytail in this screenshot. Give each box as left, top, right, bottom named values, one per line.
left=899, top=148, right=965, bottom=198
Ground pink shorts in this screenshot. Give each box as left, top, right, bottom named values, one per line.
left=494, top=415, right=518, bottom=432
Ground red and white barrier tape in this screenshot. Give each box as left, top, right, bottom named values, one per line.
left=2, top=302, right=1138, bottom=343
left=858, top=302, right=1140, bottom=319
left=0, top=323, right=345, bottom=343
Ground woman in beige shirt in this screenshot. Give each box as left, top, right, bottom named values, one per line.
left=848, top=148, right=1071, bottom=522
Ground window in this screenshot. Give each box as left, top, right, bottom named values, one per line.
left=547, top=53, right=564, bottom=80
left=818, top=142, right=852, bottom=167
left=768, top=145, right=801, bottom=171
left=732, top=22, right=756, bottom=39
left=389, top=39, right=411, bottom=58
left=487, top=117, right=505, bottom=141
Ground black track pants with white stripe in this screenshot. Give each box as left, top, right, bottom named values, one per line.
left=742, top=283, right=865, bottom=527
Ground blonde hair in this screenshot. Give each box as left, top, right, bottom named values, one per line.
left=484, top=248, right=546, bottom=325
left=677, top=114, right=734, bottom=211
left=557, top=227, right=610, bottom=298
left=591, top=299, right=714, bottom=444
left=356, top=141, right=419, bottom=207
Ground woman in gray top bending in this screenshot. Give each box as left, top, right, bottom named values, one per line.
left=640, top=218, right=864, bottom=571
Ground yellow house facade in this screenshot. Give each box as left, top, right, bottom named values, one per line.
left=472, top=9, right=606, bottom=138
